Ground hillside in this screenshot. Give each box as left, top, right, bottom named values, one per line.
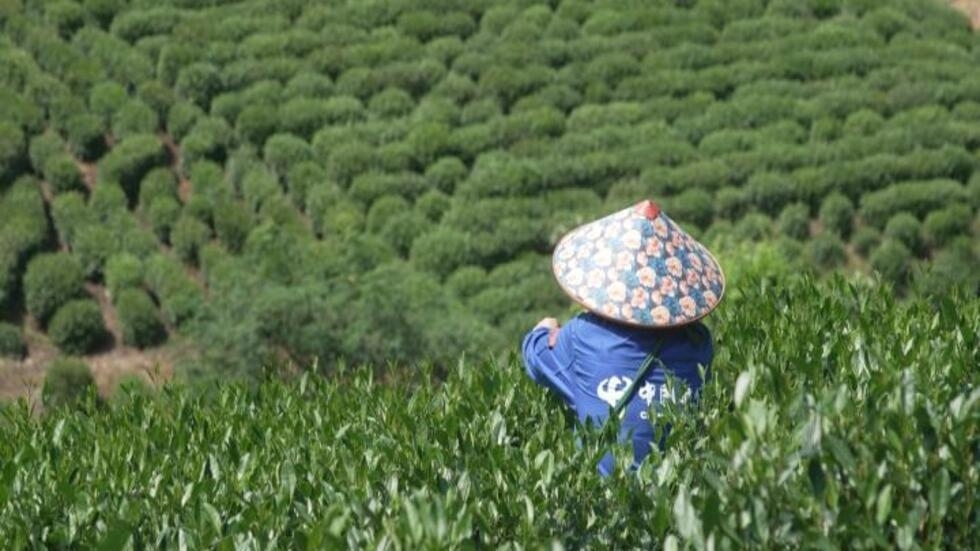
left=1, top=0, right=980, bottom=392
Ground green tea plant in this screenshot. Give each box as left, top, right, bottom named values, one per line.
left=0, top=279, right=976, bottom=548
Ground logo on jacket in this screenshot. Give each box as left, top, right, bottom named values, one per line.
left=596, top=376, right=633, bottom=409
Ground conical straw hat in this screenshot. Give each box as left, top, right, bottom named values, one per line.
left=552, top=200, right=725, bottom=328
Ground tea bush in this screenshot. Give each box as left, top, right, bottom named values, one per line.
left=115, top=288, right=165, bottom=348
left=97, top=134, right=167, bottom=203
left=42, top=154, right=85, bottom=193
left=64, top=113, right=106, bottom=161
left=2, top=279, right=978, bottom=548
left=24, top=253, right=86, bottom=325
left=0, top=322, right=25, bottom=358
left=884, top=213, right=924, bottom=257
left=47, top=298, right=108, bottom=355
left=871, top=239, right=914, bottom=287
left=40, top=356, right=96, bottom=410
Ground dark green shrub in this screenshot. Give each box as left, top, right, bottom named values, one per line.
left=446, top=265, right=487, bottom=299
left=380, top=211, right=432, bottom=257
left=235, top=104, right=278, bottom=147
left=714, top=186, right=748, bottom=220
left=137, top=79, right=175, bottom=119
left=111, top=99, right=158, bottom=139
left=375, top=142, right=414, bottom=173
left=51, top=192, right=94, bottom=245
left=397, top=9, right=476, bottom=41
left=171, top=215, right=211, bottom=264
left=805, top=233, right=848, bottom=271
left=335, top=68, right=382, bottom=100
left=283, top=72, right=333, bottom=100
left=0, top=121, right=26, bottom=183
left=911, top=238, right=980, bottom=297
left=166, top=101, right=204, bottom=142
left=424, top=156, right=468, bottom=194
left=459, top=97, right=502, bottom=125
left=852, top=226, right=881, bottom=257
left=48, top=299, right=108, bottom=355
left=664, top=188, right=714, bottom=230
left=89, top=81, right=127, bottom=124
left=24, top=253, right=85, bottom=325
left=0, top=322, right=25, bottom=359
left=410, top=227, right=472, bottom=279
left=115, top=288, right=165, bottom=348
left=263, top=134, right=312, bottom=180
left=884, top=213, right=923, bottom=256
left=378, top=59, right=447, bottom=98
left=368, top=87, right=415, bottom=118
left=426, top=36, right=465, bottom=65
left=29, top=132, right=67, bottom=173
left=64, top=113, right=106, bottom=161
left=406, top=122, right=451, bottom=168
left=46, top=0, right=88, bottom=38
left=870, top=239, right=913, bottom=287
left=922, top=204, right=973, bottom=249
left=104, top=253, right=143, bottom=298
left=349, top=172, right=427, bottom=206
left=279, top=98, right=335, bottom=139
left=416, top=189, right=452, bottom=222
left=366, top=195, right=411, bottom=234
left=143, top=254, right=202, bottom=327
left=325, top=142, right=374, bottom=186
left=968, top=173, right=980, bottom=210
left=88, top=181, right=127, bottom=220
left=322, top=95, right=367, bottom=125
left=860, top=179, right=969, bottom=229
left=97, top=134, right=166, bottom=203
left=745, top=172, right=797, bottom=217
left=138, top=168, right=177, bottom=211
left=285, top=161, right=326, bottom=211
left=777, top=202, right=811, bottom=240
left=109, top=214, right=158, bottom=259
left=213, top=201, right=252, bottom=253
left=148, top=196, right=181, bottom=243
left=43, top=154, right=85, bottom=193
left=240, top=168, right=280, bottom=214
left=210, top=92, right=244, bottom=122
left=843, top=108, right=884, bottom=136
left=819, top=193, right=855, bottom=237
left=175, top=62, right=221, bottom=109
left=179, top=117, right=232, bottom=173
left=187, top=160, right=229, bottom=202
left=72, top=223, right=115, bottom=278
left=731, top=213, right=773, bottom=242
left=42, top=357, right=96, bottom=409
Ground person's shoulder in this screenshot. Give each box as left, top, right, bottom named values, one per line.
left=679, top=321, right=713, bottom=351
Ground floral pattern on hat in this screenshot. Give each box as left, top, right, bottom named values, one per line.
left=553, top=200, right=725, bottom=327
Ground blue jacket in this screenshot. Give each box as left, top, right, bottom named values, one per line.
left=522, top=312, right=713, bottom=476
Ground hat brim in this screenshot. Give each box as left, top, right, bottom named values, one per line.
left=551, top=202, right=726, bottom=329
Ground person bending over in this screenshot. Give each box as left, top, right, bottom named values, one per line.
left=522, top=200, right=725, bottom=476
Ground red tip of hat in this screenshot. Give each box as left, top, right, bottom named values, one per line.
left=635, top=200, right=661, bottom=220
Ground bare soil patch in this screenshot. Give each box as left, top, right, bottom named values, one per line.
left=951, top=0, right=980, bottom=28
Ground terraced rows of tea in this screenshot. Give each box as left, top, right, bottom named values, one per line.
left=0, top=0, right=978, bottom=381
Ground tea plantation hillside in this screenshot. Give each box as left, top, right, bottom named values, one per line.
left=0, top=0, right=979, bottom=384
left=2, top=279, right=977, bottom=547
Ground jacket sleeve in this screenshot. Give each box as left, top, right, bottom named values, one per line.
left=521, top=318, right=577, bottom=409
